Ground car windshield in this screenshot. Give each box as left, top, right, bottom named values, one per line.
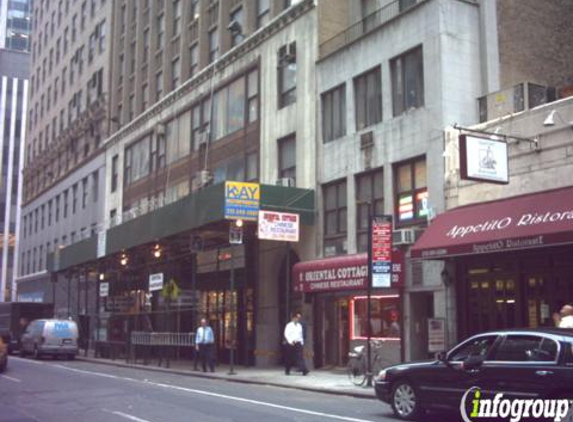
left=448, top=335, right=497, bottom=362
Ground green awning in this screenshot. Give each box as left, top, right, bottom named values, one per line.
left=50, top=182, right=314, bottom=272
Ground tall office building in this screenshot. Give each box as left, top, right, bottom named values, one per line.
left=16, top=0, right=111, bottom=304
left=0, top=0, right=32, bottom=52
left=0, top=0, right=30, bottom=301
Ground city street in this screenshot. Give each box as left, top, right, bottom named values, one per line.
left=0, top=357, right=458, bottom=422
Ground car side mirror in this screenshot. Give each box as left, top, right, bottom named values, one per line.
left=463, top=354, right=485, bottom=371
left=436, top=351, right=448, bottom=362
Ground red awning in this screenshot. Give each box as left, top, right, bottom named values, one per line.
left=293, top=250, right=404, bottom=293
left=411, top=186, right=573, bottom=259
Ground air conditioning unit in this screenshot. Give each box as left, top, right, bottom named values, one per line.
left=197, top=132, right=209, bottom=148
left=392, top=228, right=421, bottom=246
left=156, top=123, right=166, bottom=137
left=193, top=170, right=213, bottom=190
left=276, top=177, right=295, bottom=187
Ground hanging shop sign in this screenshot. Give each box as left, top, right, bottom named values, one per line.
left=459, top=134, right=509, bottom=184
left=370, top=216, right=393, bottom=288
left=99, top=282, right=109, bottom=298
left=258, top=210, right=299, bottom=242
left=224, top=181, right=260, bottom=221
left=148, top=273, right=164, bottom=292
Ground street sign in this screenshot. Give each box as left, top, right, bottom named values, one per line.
left=229, top=225, right=243, bottom=244
left=258, top=210, right=299, bottom=242
left=370, top=216, right=393, bottom=288
left=224, top=181, right=260, bottom=221
left=97, top=230, right=106, bottom=258
left=99, top=282, right=109, bottom=298
left=149, top=273, right=164, bottom=292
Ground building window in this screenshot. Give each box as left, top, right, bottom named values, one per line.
left=391, top=46, right=424, bottom=116
left=172, top=57, right=181, bottom=89
left=166, top=113, right=191, bottom=164
left=48, top=200, right=53, bottom=226
left=278, top=135, right=296, bottom=183
left=172, top=0, right=181, bottom=36
left=157, top=14, right=165, bottom=49
left=111, top=154, right=118, bottom=192
left=354, top=66, right=382, bottom=130
left=142, top=83, right=149, bottom=110
left=98, top=21, right=106, bottom=53
left=247, top=69, right=258, bottom=123
left=257, top=0, right=270, bottom=28
left=208, top=29, right=218, bottom=63
left=82, top=177, right=88, bottom=208
left=55, top=195, right=60, bottom=222
left=191, top=98, right=210, bottom=150
left=143, top=28, right=150, bottom=63
left=230, top=7, right=243, bottom=47
left=156, top=72, right=163, bottom=100
left=278, top=42, right=296, bottom=108
left=81, top=1, right=87, bottom=29
left=63, top=190, right=69, bottom=218
left=351, top=295, right=401, bottom=339
left=211, top=75, right=248, bottom=141
left=72, top=14, right=77, bottom=42
left=190, top=44, right=198, bottom=76
left=321, top=84, right=346, bottom=142
left=190, top=0, right=199, bottom=20
left=124, top=137, right=151, bottom=186
left=394, top=156, right=427, bottom=224
left=323, top=179, right=347, bottom=257
left=72, top=183, right=78, bottom=213
left=355, top=169, right=384, bottom=252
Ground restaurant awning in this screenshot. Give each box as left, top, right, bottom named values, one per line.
left=293, top=250, right=404, bottom=293
left=411, top=186, right=573, bottom=259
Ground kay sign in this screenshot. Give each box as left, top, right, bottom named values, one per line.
left=258, top=211, right=299, bottom=242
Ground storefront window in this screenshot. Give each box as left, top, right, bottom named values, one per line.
left=350, top=295, right=400, bottom=339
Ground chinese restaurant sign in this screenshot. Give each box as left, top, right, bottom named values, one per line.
left=258, top=210, right=299, bottom=242
left=224, top=181, right=260, bottom=221
left=293, top=251, right=404, bottom=293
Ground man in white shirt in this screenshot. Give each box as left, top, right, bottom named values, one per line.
left=554, top=304, right=573, bottom=328
left=195, top=318, right=215, bottom=372
left=284, top=312, right=308, bottom=376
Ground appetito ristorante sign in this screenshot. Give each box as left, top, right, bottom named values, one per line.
left=447, top=211, right=573, bottom=239
left=293, top=251, right=404, bottom=293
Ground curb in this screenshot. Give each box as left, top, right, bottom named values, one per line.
left=75, top=356, right=375, bottom=400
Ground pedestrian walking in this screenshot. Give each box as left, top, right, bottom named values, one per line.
left=553, top=304, right=573, bottom=328
left=284, top=312, right=309, bottom=376
left=195, top=318, right=215, bottom=372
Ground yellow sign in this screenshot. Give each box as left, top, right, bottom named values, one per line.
left=161, top=279, right=180, bottom=301
left=224, top=181, right=260, bottom=221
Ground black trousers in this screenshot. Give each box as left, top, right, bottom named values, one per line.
left=198, top=343, right=215, bottom=372
left=285, top=342, right=307, bottom=374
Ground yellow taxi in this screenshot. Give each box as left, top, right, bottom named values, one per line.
left=0, top=334, right=7, bottom=372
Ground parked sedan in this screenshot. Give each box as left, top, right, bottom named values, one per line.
left=375, top=328, right=573, bottom=420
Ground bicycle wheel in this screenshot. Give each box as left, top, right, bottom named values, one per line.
left=347, top=357, right=366, bottom=386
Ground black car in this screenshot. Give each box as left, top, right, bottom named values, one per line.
left=375, top=328, right=573, bottom=420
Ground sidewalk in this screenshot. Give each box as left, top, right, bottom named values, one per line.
left=75, top=352, right=376, bottom=399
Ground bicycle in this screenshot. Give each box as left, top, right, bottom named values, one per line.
left=347, top=339, right=393, bottom=386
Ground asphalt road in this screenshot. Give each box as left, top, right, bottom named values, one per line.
left=0, top=357, right=460, bottom=422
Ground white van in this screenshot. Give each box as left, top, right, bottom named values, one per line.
left=20, top=319, right=79, bottom=360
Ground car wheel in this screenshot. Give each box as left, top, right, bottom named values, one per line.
left=391, top=380, right=422, bottom=420
left=0, top=360, right=6, bottom=372
left=67, top=354, right=75, bottom=361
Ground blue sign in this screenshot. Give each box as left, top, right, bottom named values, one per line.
left=53, top=321, right=72, bottom=338
left=224, top=181, right=260, bottom=221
